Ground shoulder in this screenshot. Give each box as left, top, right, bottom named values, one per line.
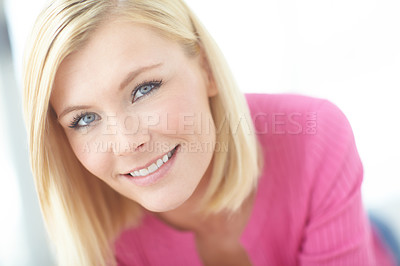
left=244, top=93, right=346, bottom=116
left=244, top=93, right=355, bottom=159
left=244, top=93, right=350, bottom=135
left=245, top=93, right=326, bottom=113
left=247, top=93, right=363, bottom=217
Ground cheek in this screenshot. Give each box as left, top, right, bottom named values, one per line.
left=149, top=98, right=214, bottom=139
left=154, top=81, right=213, bottom=135
left=68, top=136, right=114, bottom=180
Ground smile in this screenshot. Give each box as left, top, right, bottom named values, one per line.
left=128, top=145, right=179, bottom=177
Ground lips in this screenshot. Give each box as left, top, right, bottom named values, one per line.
left=125, top=145, right=179, bottom=177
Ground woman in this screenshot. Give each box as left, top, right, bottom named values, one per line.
left=23, top=0, right=397, bottom=265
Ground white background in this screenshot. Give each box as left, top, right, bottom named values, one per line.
left=2, top=0, right=400, bottom=264
left=183, top=0, right=400, bottom=207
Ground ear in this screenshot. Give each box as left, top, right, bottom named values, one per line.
left=199, top=45, right=218, bottom=97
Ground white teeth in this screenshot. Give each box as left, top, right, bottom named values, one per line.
left=139, top=168, right=149, bottom=176
left=128, top=146, right=177, bottom=177
left=162, top=154, right=168, bottom=163
left=148, top=163, right=158, bottom=173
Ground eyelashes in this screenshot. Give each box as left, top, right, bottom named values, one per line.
left=69, top=111, right=98, bottom=129
left=68, top=79, right=163, bottom=130
left=132, top=79, right=163, bottom=102
left=69, top=111, right=83, bottom=128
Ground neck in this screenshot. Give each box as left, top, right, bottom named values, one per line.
left=154, top=159, right=213, bottom=233
left=152, top=161, right=256, bottom=237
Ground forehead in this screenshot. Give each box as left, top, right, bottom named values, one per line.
left=51, top=20, right=186, bottom=110
left=57, top=20, right=179, bottom=78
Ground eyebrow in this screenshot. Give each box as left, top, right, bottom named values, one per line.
left=57, top=105, right=92, bottom=120
left=119, top=63, right=163, bottom=91
left=57, top=63, right=163, bottom=120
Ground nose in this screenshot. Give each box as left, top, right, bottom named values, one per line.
left=106, top=114, right=151, bottom=157
left=111, top=130, right=150, bottom=157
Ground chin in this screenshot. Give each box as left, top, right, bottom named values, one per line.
left=141, top=199, right=184, bottom=213
left=138, top=190, right=194, bottom=213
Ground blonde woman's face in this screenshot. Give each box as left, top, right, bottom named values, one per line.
left=51, top=20, right=217, bottom=212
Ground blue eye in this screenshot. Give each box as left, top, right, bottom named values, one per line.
left=132, top=80, right=163, bottom=102
left=69, top=112, right=99, bottom=129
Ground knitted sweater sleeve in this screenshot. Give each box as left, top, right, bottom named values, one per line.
left=297, top=100, right=395, bottom=266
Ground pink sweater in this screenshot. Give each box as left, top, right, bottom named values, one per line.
left=114, top=94, right=396, bottom=265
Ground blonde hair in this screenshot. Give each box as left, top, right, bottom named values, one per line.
left=23, top=0, right=262, bottom=265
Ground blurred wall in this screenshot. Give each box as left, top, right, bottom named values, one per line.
left=187, top=0, right=400, bottom=207
left=0, top=0, right=53, bottom=265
